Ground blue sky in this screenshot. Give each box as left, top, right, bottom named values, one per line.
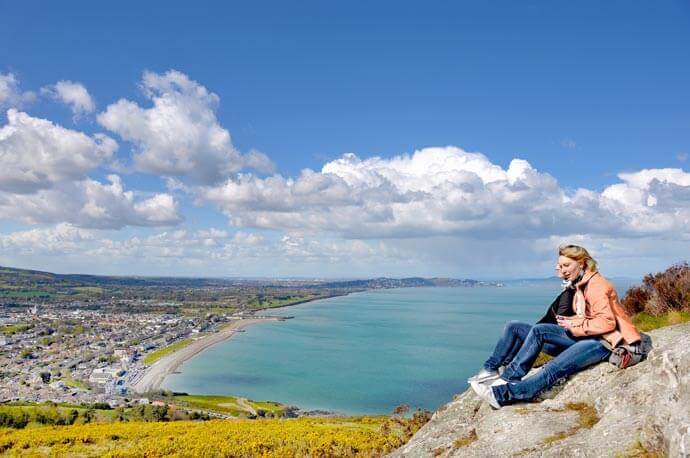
left=0, top=1, right=688, bottom=279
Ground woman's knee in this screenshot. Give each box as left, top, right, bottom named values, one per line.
left=531, top=323, right=560, bottom=336
left=504, top=320, right=530, bottom=333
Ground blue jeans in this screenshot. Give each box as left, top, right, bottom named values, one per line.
left=491, top=323, right=610, bottom=405
left=483, top=321, right=563, bottom=381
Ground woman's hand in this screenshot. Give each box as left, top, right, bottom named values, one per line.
left=556, top=315, right=573, bottom=330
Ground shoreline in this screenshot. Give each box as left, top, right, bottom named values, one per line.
left=129, top=292, right=354, bottom=394
left=130, top=317, right=281, bottom=393
left=251, top=291, right=356, bottom=313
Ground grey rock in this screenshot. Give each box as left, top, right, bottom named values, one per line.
left=390, top=322, right=690, bottom=457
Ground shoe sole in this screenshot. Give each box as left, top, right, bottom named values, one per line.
left=467, top=373, right=500, bottom=384
left=469, top=381, right=501, bottom=409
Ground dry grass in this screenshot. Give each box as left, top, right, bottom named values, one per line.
left=539, top=402, right=600, bottom=447
left=542, top=430, right=570, bottom=444
left=565, top=402, right=599, bottom=429
left=453, top=429, right=478, bottom=448
left=615, top=439, right=665, bottom=458
left=533, top=352, right=553, bottom=368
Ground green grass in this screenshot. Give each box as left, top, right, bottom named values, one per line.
left=72, top=286, right=104, bottom=295
left=248, top=293, right=326, bottom=310
left=1, top=323, right=33, bottom=335
left=172, top=395, right=246, bottom=416
left=0, top=289, right=50, bottom=298
left=632, top=310, right=690, bottom=332
left=143, top=338, right=193, bottom=365
left=60, top=373, right=90, bottom=391
left=250, top=400, right=285, bottom=412
left=173, top=395, right=287, bottom=417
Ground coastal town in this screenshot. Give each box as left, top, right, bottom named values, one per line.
left=0, top=303, right=243, bottom=407
left=0, top=265, right=499, bottom=414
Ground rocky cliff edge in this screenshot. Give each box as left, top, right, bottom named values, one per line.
left=391, top=322, right=690, bottom=457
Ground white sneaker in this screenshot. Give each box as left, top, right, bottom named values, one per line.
left=467, top=368, right=500, bottom=384
left=469, top=380, right=501, bottom=409
left=488, top=377, right=507, bottom=387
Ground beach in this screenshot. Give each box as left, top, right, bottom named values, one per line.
left=130, top=317, right=281, bottom=393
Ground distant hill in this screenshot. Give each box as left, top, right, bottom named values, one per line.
left=313, top=277, right=496, bottom=289
left=0, top=266, right=497, bottom=290
left=0, top=265, right=229, bottom=288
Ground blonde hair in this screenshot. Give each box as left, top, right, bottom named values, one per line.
left=558, top=244, right=598, bottom=272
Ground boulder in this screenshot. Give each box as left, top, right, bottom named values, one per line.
left=390, top=322, right=690, bottom=457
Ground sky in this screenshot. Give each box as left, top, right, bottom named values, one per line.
left=0, top=0, right=689, bottom=279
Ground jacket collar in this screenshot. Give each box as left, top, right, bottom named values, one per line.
left=576, top=270, right=598, bottom=288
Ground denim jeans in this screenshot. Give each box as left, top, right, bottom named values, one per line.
left=491, top=323, right=610, bottom=405
left=483, top=321, right=564, bottom=381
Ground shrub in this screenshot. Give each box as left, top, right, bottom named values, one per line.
left=621, top=286, right=650, bottom=315
left=622, top=262, right=690, bottom=316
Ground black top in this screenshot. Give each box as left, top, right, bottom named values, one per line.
left=536, top=288, right=576, bottom=324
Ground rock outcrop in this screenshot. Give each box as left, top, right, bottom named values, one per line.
left=391, top=322, right=690, bottom=457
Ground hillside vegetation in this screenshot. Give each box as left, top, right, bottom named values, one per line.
left=0, top=410, right=431, bottom=457
left=622, top=262, right=690, bottom=331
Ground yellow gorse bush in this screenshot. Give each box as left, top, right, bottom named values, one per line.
left=0, top=417, right=408, bottom=457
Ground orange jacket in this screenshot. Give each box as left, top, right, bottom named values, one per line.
left=569, top=270, right=641, bottom=348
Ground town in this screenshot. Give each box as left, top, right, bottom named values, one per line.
left=1, top=303, right=233, bottom=407
left=0, top=265, right=498, bottom=415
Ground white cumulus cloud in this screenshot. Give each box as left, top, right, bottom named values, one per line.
left=200, top=147, right=690, bottom=241
left=97, top=70, right=274, bottom=185
left=42, top=80, right=96, bottom=117
left=202, top=147, right=568, bottom=238
left=0, top=223, right=94, bottom=254
left=0, top=175, right=182, bottom=229
left=0, top=109, right=117, bottom=193
left=0, top=73, right=36, bottom=109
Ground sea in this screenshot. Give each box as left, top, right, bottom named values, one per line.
left=162, top=280, right=633, bottom=415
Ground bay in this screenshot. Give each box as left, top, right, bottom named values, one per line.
left=162, top=281, right=632, bottom=415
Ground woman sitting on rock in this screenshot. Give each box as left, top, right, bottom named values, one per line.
left=468, top=244, right=641, bottom=408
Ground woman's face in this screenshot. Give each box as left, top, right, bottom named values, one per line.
left=556, top=255, right=583, bottom=281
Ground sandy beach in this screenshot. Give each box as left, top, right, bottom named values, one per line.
left=130, top=317, right=281, bottom=393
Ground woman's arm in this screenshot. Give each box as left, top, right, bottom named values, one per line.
left=568, top=281, right=616, bottom=336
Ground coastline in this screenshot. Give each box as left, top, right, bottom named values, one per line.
left=130, top=317, right=281, bottom=393
left=251, top=291, right=355, bottom=313
left=129, top=290, right=360, bottom=395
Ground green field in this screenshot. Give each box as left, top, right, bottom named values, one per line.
left=249, top=293, right=329, bottom=309
left=0, top=323, right=33, bottom=336
left=172, top=394, right=286, bottom=418
left=0, top=289, right=50, bottom=298
left=143, top=339, right=194, bottom=365
left=73, top=286, right=104, bottom=295
left=59, top=373, right=90, bottom=391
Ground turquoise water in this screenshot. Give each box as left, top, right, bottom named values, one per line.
left=162, top=282, right=630, bottom=415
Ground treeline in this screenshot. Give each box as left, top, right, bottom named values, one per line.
left=0, top=406, right=80, bottom=428
left=622, top=262, right=690, bottom=316
left=0, top=403, right=211, bottom=429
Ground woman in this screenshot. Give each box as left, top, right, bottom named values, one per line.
left=469, top=245, right=641, bottom=408
left=467, top=256, right=578, bottom=385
